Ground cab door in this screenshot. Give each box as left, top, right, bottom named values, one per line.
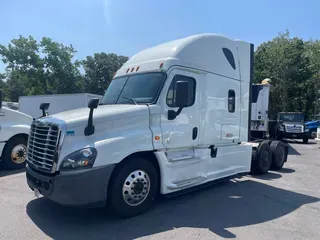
left=159, top=69, right=200, bottom=150
left=158, top=68, right=207, bottom=193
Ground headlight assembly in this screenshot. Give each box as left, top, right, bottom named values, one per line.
left=60, top=147, right=97, bottom=171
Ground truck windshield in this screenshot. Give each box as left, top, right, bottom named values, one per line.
left=279, top=113, right=304, bottom=122
left=100, top=72, right=166, bottom=105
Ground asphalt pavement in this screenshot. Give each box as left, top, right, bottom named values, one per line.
left=0, top=140, right=319, bottom=240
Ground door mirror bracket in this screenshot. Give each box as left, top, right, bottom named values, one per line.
left=167, top=81, right=189, bottom=120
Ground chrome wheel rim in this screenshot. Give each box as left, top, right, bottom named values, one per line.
left=11, top=144, right=27, bottom=164
left=122, top=170, right=151, bottom=206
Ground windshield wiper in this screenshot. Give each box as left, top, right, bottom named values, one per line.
left=121, top=96, right=138, bottom=105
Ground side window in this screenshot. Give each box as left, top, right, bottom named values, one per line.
left=166, top=75, right=196, bottom=108
left=228, top=90, right=235, bottom=113
left=222, top=48, right=236, bottom=70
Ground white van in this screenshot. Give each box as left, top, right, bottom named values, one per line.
left=25, top=34, right=288, bottom=217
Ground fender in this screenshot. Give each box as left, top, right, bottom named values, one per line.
left=0, top=107, right=32, bottom=142
left=0, top=124, right=30, bottom=143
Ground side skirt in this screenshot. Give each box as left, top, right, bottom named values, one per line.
left=163, top=172, right=249, bottom=198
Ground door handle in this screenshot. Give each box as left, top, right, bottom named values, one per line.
left=192, top=127, right=198, bottom=140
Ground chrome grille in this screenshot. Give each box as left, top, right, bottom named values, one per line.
left=27, top=121, right=60, bottom=172
left=285, top=124, right=303, bottom=133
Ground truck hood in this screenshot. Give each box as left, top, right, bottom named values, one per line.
left=48, top=104, right=149, bottom=126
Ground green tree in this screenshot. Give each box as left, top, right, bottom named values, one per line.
left=0, top=73, right=8, bottom=101
left=0, top=35, right=84, bottom=100
left=305, top=40, right=320, bottom=119
left=82, top=53, right=128, bottom=95
left=40, top=37, right=83, bottom=94
left=254, top=30, right=315, bottom=119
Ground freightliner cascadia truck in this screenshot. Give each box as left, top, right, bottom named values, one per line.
left=25, top=34, right=288, bottom=218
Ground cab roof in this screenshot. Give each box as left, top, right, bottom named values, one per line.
left=115, top=33, right=252, bottom=82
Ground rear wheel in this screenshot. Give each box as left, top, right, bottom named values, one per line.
left=108, top=157, right=159, bottom=218
left=270, top=140, right=286, bottom=170
left=251, top=141, right=272, bottom=175
left=0, top=136, right=28, bottom=170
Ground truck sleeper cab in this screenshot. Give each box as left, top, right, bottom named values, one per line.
left=25, top=34, right=288, bottom=218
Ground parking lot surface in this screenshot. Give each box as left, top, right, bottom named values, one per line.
left=0, top=140, right=319, bottom=240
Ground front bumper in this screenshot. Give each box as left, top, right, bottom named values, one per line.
left=26, top=164, right=116, bottom=207
left=281, top=132, right=308, bottom=139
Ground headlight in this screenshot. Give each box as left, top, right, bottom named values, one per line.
left=279, top=125, right=284, bottom=131
left=60, top=147, right=97, bottom=171
left=305, top=128, right=309, bottom=132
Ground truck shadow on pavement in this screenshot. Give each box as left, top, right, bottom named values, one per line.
left=0, top=168, right=25, bottom=178
left=26, top=179, right=319, bottom=239
left=287, top=144, right=301, bottom=155
left=250, top=168, right=295, bottom=180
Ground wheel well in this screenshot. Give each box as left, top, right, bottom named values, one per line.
left=107, top=151, right=161, bottom=196
left=4, top=133, right=29, bottom=152
left=7, top=133, right=28, bottom=142
left=2, top=133, right=29, bottom=157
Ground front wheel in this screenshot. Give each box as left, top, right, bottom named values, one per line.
left=108, top=157, right=159, bottom=218
left=1, top=136, right=28, bottom=170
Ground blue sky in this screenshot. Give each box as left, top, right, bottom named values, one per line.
left=0, top=0, right=319, bottom=72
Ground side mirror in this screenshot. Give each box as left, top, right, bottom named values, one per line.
left=85, top=98, right=100, bottom=136
left=88, top=98, right=100, bottom=109
left=40, top=102, right=50, bottom=117
left=175, top=81, right=190, bottom=107
left=168, top=81, right=190, bottom=120
left=0, top=90, right=2, bottom=109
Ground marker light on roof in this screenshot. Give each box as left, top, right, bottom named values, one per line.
left=131, top=67, right=134, bottom=72
left=136, top=66, right=140, bottom=71
left=126, top=68, right=130, bottom=73
left=159, top=62, right=164, bottom=68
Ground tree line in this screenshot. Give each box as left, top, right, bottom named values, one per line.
left=0, top=35, right=128, bottom=102
left=254, top=30, right=320, bottom=120
left=0, top=31, right=319, bottom=119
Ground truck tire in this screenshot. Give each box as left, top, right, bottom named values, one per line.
left=251, top=141, right=272, bottom=175
left=0, top=136, right=28, bottom=170
left=270, top=140, right=286, bottom=170
left=108, top=156, right=159, bottom=218
left=303, top=136, right=309, bottom=144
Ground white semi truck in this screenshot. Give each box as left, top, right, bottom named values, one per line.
left=25, top=34, right=288, bottom=218
left=0, top=94, right=32, bottom=170
left=0, top=93, right=102, bottom=170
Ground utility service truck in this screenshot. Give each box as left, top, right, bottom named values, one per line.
left=276, top=112, right=310, bottom=143
left=25, top=34, right=288, bottom=218
left=0, top=93, right=102, bottom=170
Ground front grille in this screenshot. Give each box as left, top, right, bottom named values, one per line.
left=285, top=124, right=303, bottom=133
left=27, top=121, right=61, bottom=172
